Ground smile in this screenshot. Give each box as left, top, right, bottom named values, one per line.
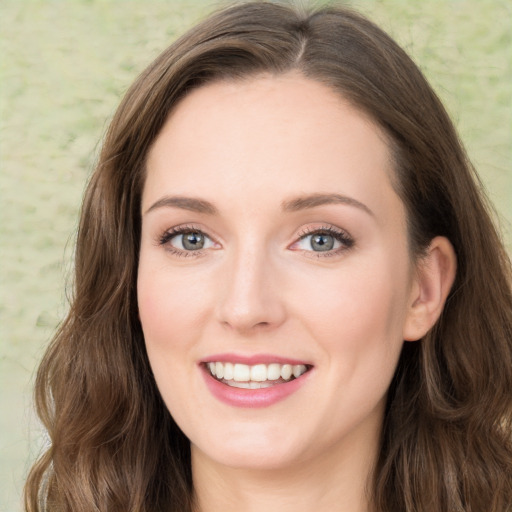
left=206, top=362, right=309, bottom=388
left=201, top=358, right=313, bottom=408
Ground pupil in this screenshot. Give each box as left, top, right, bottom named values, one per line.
left=311, top=233, right=334, bottom=251
left=183, top=232, right=204, bottom=250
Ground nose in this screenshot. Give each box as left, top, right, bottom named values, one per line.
left=215, top=244, right=286, bottom=333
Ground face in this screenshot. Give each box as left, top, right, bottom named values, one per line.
left=138, top=73, right=419, bottom=472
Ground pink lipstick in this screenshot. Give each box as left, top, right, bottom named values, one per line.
left=200, top=354, right=312, bottom=408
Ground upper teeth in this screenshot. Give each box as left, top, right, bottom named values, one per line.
left=207, top=362, right=307, bottom=382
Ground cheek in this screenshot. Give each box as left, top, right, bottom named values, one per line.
left=294, top=255, right=410, bottom=374
left=137, top=260, right=211, bottom=350
left=302, top=260, right=407, bottom=331
left=137, top=261, right=210, bottom=414
left=138, top=275, right=173, bottom=348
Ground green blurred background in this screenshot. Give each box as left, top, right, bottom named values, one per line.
left=1, top=1, right=510, bottom=510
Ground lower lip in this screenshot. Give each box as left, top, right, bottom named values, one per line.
left=201, top=367, right=310, bottom=408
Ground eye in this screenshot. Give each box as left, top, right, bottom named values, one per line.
left=159, top=227, right=217, bottom=254
left=295, top=232, right=341, bottom=252
left=174, top=231, right=208, bottom=251
left=291, top=227, right=354, bottom=255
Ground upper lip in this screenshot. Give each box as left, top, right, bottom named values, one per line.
left=200, top=353, right=312, bottom=366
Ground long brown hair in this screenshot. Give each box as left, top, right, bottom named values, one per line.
left=25, top=2, right=512, bottom=510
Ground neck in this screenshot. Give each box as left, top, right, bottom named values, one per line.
left=191, top=422, right=380, bottom=512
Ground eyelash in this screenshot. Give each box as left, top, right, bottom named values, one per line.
left=157, top=224, right=354, bottom=258
left=158, top=224, right=213, bottom=258
left=295, top=225, right=354, bottom=257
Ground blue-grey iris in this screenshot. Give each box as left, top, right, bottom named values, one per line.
left=311, top=233, right=334, bottom=251
left=183, top=232, right=205, bottom=250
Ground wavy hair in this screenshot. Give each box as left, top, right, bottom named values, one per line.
left=25, top=2, right=512, bottom=511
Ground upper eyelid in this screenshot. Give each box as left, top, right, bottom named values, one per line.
left=297, top=224, right=349, bottom=236
left=161, top=224, right=211, bottom=237
left=295, top=224, right=354, bottom=243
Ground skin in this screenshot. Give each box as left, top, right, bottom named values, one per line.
left=137, top=73, right=456, bottom=512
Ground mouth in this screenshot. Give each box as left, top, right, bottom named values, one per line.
left=203, top=361, right=312, bottom=389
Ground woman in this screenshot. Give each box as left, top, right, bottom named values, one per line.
left=25, top=1, right=512, bottom=511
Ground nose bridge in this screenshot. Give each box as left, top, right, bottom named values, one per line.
left=217, top=238, right=285, bottom=331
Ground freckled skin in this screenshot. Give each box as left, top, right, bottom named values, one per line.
left=137, top=73, right=421, bottom=508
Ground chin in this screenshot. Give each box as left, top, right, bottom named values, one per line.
left=191, top=428, right=308, bottom=471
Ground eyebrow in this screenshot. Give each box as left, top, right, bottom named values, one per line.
left=145, top=196, right=218, bottom=216
left=145, top=192, right=373, bottom=217
left=282, top=193, right=374, bottom=216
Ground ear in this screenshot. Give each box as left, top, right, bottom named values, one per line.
left=403, top=236, right=457, bottom=342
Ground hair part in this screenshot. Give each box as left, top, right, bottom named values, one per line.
left=25, top=2, right=512, bottom=511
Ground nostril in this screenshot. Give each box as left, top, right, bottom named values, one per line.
left=220, top=318, right=273, bottom=332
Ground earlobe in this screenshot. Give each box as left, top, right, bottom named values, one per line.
left=403, top=236, right=457, bottom=342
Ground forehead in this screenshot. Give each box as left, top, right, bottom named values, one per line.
left=149, top=72, right=391, bottom=160
left=143, top=72, right=399, bottom=223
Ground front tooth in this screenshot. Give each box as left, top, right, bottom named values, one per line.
left=293, top=364, right=307, bottom=378
left=267, top=363, right=281, bottom=380
left=223, top=362, right=234, bottom=380
left=233, top=363, right=250, bottom=382
left=215, top=362, right=224, bottom=379
left=281, top=364, right=293, bottom=380
left=250, top=364, right=267, bottom=382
